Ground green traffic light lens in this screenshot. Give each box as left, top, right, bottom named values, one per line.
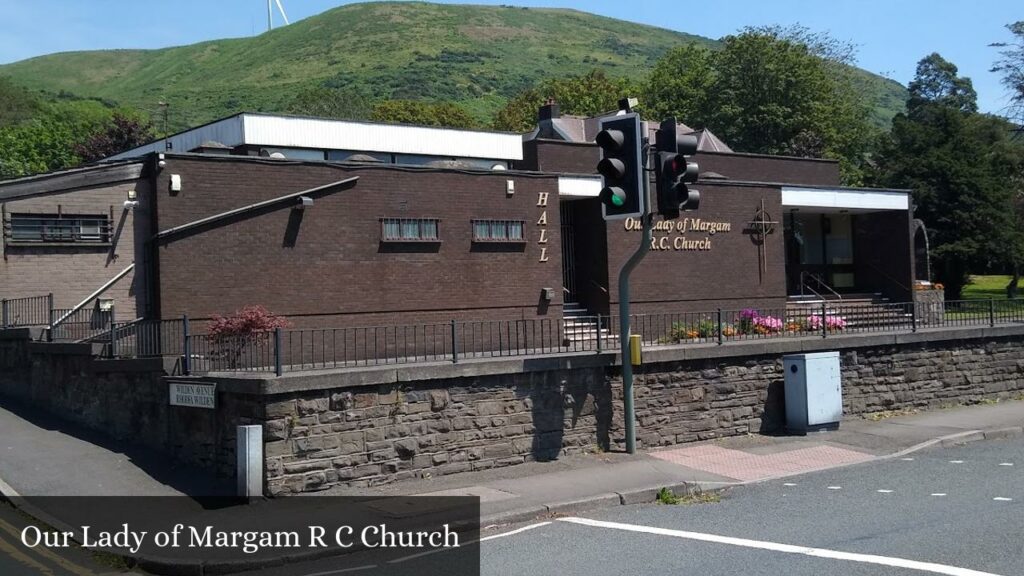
left=611, top=195, right=625, bottom=207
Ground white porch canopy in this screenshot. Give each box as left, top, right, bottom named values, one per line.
left=781, top=186, right=909, bottom=212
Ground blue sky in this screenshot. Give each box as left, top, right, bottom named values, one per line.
left=0, top=0, right=1019, bottom=115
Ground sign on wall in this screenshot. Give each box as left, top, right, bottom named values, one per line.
left=168, top=381, right=217, bottom=409
left=623, top=216, right=733, bottom=251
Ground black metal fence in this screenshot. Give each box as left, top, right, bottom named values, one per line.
left=0, top=294, right=52, bottom=328
left=30, top=298, right=1024, bottom=376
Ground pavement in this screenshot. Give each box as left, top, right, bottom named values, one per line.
left=0, top=397, right=1023, bottom=574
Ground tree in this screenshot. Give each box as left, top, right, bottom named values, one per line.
left=908, top=53, right=978, bottom=114
left=74, top=112, right=154, bottom=163
left=492, top=70, right=637, bottom=132
left=643, top=30, right=874, bottom=184
left=370, top=100, right=478, bottom=129
left=991, top=21, right=1024, bottom=125
left=872, top=53, right=1024, bottom=299
left=0, top=77, right=41, bottom=128
left=284, top=86, right=373, bottom=120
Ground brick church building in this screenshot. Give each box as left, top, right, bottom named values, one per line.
left=0, top=105, right=915, bottom=335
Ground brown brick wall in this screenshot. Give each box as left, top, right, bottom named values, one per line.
left=153, top=157, right=563, bottom=326
left=604, top=182, right=788, bottom=314
left=0, top=180, right=148, bottom=318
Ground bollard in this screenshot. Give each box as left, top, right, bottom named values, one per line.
left=236, top=425, right=264, bottom=499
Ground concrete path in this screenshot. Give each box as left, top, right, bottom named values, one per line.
left=0, top=401, right=228, bottom=497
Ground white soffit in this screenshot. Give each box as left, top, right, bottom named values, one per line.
left=559, top=176, right=601, bottom=198
left=781, top=187, right=909, bottom=211
left=243, top=115, right=523, bottom=161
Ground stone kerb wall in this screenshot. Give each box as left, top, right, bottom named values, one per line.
left=262, top=328, right=1024, bottom=495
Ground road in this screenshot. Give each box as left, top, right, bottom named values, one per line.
left=480, top=438, right=1023, bottom=576
left=0, top=438, right=1019, bottom=575
left=0, top=500, right=133, bottom=576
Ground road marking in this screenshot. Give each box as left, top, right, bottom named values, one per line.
left=827, top=486, right=842, bottom=490
left=783, top=483, right=797, bottom=487
left=0, top=517, right=94, bottom=576
left=931, top=493, right=947, bottom=497
left=998, top=463, right=1013, bottom=467
left=0, top=531, right=57, bottom=576
left=993, top=497, right=1013, bottom=502
left=901, top=457, right=915, bottom=461
left=877, top=489, right=894, bottom=493
left=559, top=517, right=1006, bottom=576
left=302, top=565, right=377, bottom=576
left=950, top=460, right=964, bottom=464
left=388, top=521, right=552, bottom=565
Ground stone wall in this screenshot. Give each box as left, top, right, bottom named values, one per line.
left=259, top=327, right=1024, bottom=495
left=0, top=329, right=256, bottom=479
left=5, top=325, right=1024, bottom=497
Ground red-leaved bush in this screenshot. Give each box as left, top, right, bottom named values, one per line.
left=208, top=306, right=290, bottom=368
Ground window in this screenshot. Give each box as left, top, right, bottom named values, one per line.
left=5, top=214, right=111, bottom=244
left=472, top=219, right=525, bottom=242
left=381, top=218, right=440, bottom=242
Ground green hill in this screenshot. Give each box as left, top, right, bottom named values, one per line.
left=0, top=1, right=906, bottom=130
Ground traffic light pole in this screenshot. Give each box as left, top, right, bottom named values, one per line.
left=617, top=136, right=653, bottom=455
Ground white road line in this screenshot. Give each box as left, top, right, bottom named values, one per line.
left=479, top=522, right=552, bottom=542
left=993, top=497, right=1013, bottom=502
left=877, top=489, right=894, bottom=493
left=901, top=457, right=915, bottom=461
left=388, top=521, right=552, bottom=565
left=783, top=483, right=797, bottom=487
left=931, top=493, right=947, bottom=497
left=998, top=463, right=1014, bottom=467
left=559, top=517, right=1005, bottom=576
left=950, top=460, right=965, bottom=464
left=827, top=486, right=842, bottom=490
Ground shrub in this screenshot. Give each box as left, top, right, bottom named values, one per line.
left=208, top=305, right=290, bottom=368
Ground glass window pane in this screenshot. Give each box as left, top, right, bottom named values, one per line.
left=490, top=221, right=505, bottom=240
left=383, top=219, right=400, bottom=239
left=421, top=220, right=437, bottom=239
left=473, top=221, right=489, bottom=240
left=508, top=221, right=523, bottom=240
left=401, top=220, right=418, bottom=239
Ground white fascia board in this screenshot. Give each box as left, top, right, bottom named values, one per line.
left=559, top=176, right=601, bottom=198
left=242, top=115, right=523, bottom=161
left=781, top=187, right=909, bottom=211
left=105, top=116, right=246, bottom=160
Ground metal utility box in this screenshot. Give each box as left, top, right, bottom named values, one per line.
left=783, top=351, right=842, bottom=434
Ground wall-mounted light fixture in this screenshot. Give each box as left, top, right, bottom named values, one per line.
left=541, top=287, right=553, bottom=301
left=127, top=189, right=137, bottom=200
left=506, top=180, right=515, bottom=197
left=170, top=174, right=182, bottom=193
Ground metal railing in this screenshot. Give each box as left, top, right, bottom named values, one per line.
left=28, top=298, right=1024, bottom=376
left=50, top=307, right=114, bottom=342
left=1, top=294, right=52, bottom=328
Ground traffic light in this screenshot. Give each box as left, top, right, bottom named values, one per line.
left=654, top=118, right=700, bottom=220
left=596, top=112, right=644, bottom=220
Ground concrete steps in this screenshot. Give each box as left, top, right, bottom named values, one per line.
left=563, top=302, right=611, bottom=343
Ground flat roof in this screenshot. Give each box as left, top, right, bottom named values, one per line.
left=105, top=112, right=524, bottom=162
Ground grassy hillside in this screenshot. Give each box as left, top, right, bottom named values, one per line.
left=0, top=1, right=906, bottom=130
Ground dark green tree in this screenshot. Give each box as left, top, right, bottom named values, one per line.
left=643, top=30, right=874, bottom=185
left=283, top=86, right=374, bottom=120
left=872, top=53, right=1023, bottom=299
left=0, top=77, right=41, bottom=128
left=492, top=70, right=637, bottom=132
left=370, top=100, right=478, bottom=129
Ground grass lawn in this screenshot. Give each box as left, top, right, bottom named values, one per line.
left=962, top=275, right=1014, bottom=300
